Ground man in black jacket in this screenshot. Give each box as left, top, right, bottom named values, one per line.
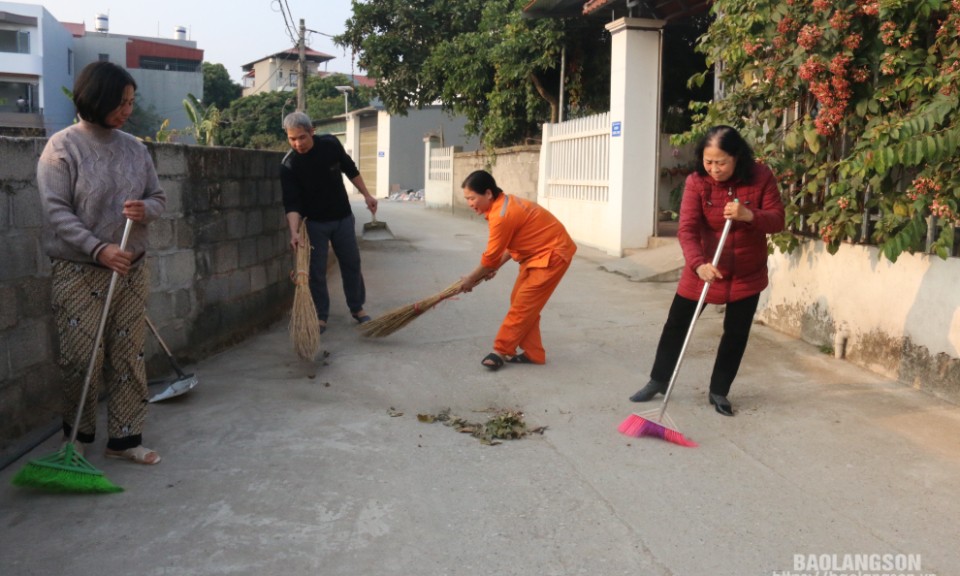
left=281, top=111, right=377, bottom=332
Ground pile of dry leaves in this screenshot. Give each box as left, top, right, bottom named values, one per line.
left=414, top=408, right=546, bottom=445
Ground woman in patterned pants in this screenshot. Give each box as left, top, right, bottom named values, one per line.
left=37, top=61, right=166, bottom=464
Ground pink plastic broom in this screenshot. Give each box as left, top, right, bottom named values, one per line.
left=619, top=216, right=734, bottom=448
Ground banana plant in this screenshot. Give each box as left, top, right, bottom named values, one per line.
left=183, top=93, right=221, bottom=146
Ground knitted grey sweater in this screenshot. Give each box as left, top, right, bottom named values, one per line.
left=37, top=120, right=166, bottom=264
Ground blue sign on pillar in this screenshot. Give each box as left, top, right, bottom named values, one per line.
left=611, top=121, right=622, bottom=137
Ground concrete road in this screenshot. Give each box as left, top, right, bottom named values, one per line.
left=2, top=199, right=957, bottom=576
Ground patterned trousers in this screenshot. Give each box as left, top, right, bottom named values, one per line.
left=52, top=259, right=149, bottom=450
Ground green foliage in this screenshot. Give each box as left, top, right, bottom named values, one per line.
left=218, top=90, right=289, bottom=149
left=202, top=62, right=242, bottom=110
left=183, top=93, right=221, bottom=146
left=687, top=0, right=960, bottom=262
left=217, top=74, right=371, bottom=150
left=304, top=73, right=374, bottom=121
left=337, top=0, right=611, bottom=150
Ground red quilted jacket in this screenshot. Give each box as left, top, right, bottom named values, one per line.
left=675, top=163, right=785, bottom=304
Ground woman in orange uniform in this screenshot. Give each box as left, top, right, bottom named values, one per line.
left=459, top=170, right=577, bottom=370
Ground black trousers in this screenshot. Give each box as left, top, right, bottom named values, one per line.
left=649, top=292, right=760, bottom=397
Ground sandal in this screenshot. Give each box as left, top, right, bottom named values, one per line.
left=506, top=353, right=535, bottom=364
left=481, top=353, right=504, bottom=371
left=105, top=445, right=162, bottom=465
left=351, top=311, right=372, bottom=324
left=318, top=319, right=327, bottom=334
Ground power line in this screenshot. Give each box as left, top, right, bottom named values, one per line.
left=271, top=0, right=298, bottom=46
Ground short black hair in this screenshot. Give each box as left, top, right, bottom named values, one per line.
left=73, top=61, right=137, bottom=127
left=694, top=125, right=757, bottom=183
left=461, top=170, right=503, bottom=199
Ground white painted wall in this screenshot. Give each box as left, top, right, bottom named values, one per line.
left=605, top=17, right=664, bottom=254
left=377, top=105, right=476, bottom=198
left=759, top=240, right=960, bottom=398
left=0, top=2, right=75, bottom=133
left=38, top=7, right=75, bottom=133
left=128, top=68, right=203, bottom=138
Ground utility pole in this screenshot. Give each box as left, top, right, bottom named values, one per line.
left=297, top=18, right=307, bottom=112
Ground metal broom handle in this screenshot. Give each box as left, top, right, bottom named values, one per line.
left=68, top=218, right=134, bottom=444
left=657, top=213, right=735, bottom=421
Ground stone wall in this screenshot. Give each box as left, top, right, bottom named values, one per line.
left=0, top=137, right=292, bottom=452
left=450, top=145, right=541, bottom=220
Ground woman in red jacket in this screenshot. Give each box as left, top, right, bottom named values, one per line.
left=629, top=125, right=784, bottom=416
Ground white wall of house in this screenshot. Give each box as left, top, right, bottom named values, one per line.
left=242, top=58, right=301, bottom=97
left=0, top=2, right=75, bottom=133
left=128, top=68, right=202, bottom=137
left=376, top=105, right=476, bottom=197
left=70, top=33, right=126, bottom=68
left=37, top=7, right=74, bottom=132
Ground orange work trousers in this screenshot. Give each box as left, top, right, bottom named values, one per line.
left=493, top=253, right=571, bottom=364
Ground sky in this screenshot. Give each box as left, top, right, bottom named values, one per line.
left=25, top=0, right=360, bottom=82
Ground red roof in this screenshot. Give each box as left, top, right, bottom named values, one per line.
left=242, top=48, right=335, bottom=71
left=62, top=21, right=86, bottom=37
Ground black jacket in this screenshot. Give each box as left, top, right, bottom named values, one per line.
left=281, top=134, right=361, bottom=221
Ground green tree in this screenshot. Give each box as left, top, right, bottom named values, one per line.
left=219, top=90, right=289, bottom=149
left=337, top=0, right=611, bottom=149
left=124, top=101, right=166, bottom=140
left=304, top=73, right=373, bottom=121
left=202, top=62, right=242, bottom=110
left=218, top=74, right=371, bottom=149
left=683, top=0, right=960, bottom=262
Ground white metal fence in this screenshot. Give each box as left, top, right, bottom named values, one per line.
left=424, top=144, right=456, bottom=209
left=541, top=112, right=610, bottom=203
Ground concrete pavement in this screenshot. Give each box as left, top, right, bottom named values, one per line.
left=2, top=199, right=959, bottom=576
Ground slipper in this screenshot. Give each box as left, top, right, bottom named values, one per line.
left=481, top=353, right=504, bottom=371
left=351, top=312, right=372, bottom=324
left=105, top=445, right=161, bottom=465
left=505, top=353, right=534, bottom=364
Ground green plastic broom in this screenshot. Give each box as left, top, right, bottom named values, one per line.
left=11, top=219, right=134, bottom=494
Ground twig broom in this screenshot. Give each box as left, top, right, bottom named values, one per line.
left=358, top=280, right=464, bottom=338
left=12, top=219, right=135, bottom=493
left=618, top=216, right=735, bottom=448
left=289, top=219, right=321, bottom=360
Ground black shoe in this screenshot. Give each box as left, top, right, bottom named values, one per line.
left=629, top=379, right=667, bottom=402
left=709, top=393, right=734, bottom=416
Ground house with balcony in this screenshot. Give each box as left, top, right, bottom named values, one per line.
left=0, top=2, right=75, bottom=136
left=240, top=48, right=334, bottom=97
left=0, top=3, right=203, bottom=139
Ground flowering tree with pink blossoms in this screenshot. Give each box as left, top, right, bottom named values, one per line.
left=678, top=0, right=960, bottom=261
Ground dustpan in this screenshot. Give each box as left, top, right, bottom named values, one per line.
left=145, top=316, right=199, bottom=403
left=362, top=213, right=394, bottom=240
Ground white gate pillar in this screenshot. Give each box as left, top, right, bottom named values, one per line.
left=605, top=17, right=665, bottom=255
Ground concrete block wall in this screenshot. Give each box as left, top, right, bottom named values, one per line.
left=0, top=137, right=292, bottom=452
left=449, top=146, right=541, bottom=221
